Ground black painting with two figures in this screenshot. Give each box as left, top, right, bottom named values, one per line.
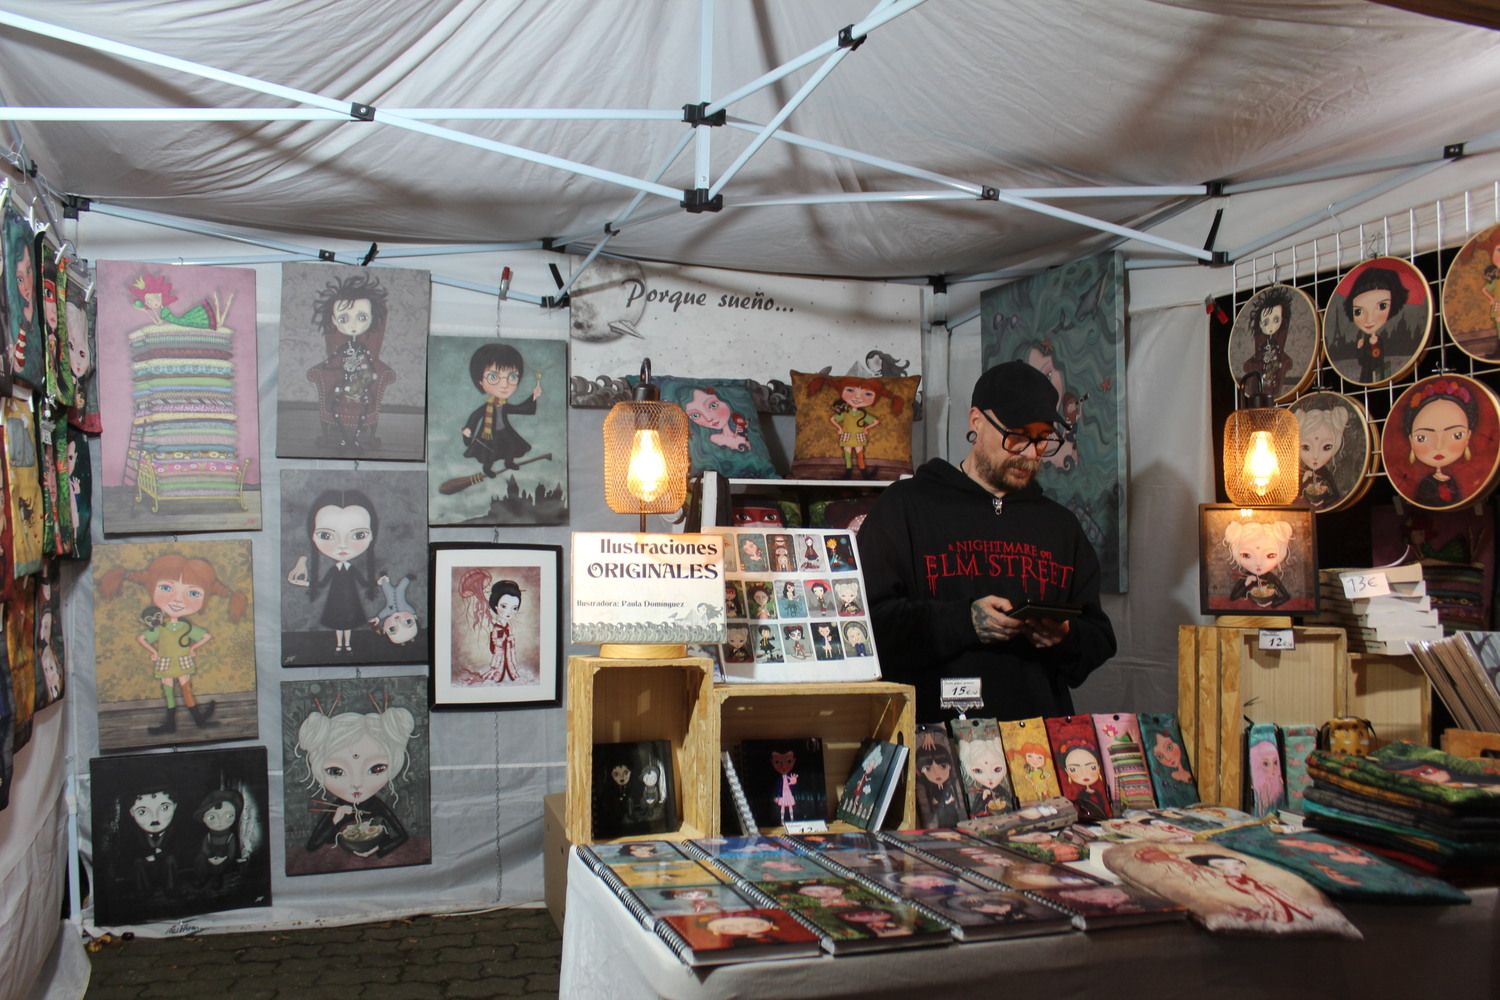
left=592, top=740, right=677, bottom=838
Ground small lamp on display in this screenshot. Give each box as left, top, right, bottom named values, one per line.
left=1223, top=372, right=1299, bottom=507
left=602, top=359, right=691, bottom=531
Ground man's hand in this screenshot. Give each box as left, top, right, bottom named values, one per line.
left=1020, top=616, right=1071, bottom=649
left=970, top=596, right=1020, bottom=644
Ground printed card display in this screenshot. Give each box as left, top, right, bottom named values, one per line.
left=90, top=746, right=272, bottom=926
left=948, top=717, right=1015, bottom=816
left=280, top=675, right=432, bottom=876
left=715, top=527, right=879, bottom=683
left=95, top=261, right=262, bottom=533
left=1093, top=712, right=1157, bottom=809
left=1138, top=713, right=1199, bottom=808
left=1045, top=715, right=1113, bottom=821
left=570, top=532, right=724, bottom=646
left=914, top=725, right=969, bottom=828
left=999, top=718, right=1062, bottom=805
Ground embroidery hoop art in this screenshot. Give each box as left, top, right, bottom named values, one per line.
left=1320, top=256, right=1434, bottom=388
left=1440, top=221, right=1500, bottom=363
left=1380, top=374, right=1500, bottom=512
left=1227, top=284, right=1319, bottom=404
left=1288, top=391, right=1375, bottom=514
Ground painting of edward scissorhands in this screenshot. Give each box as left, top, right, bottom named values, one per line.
left=90, top=746, right=271, bottom=926
left=91, top=539, right=258, bottom=752
left=281, top=675, right=432, bottom=876
left=426, top=335, right=568, bottom=526
left=980, top=251, right=1128, bottom=591
left=276, top=263, right=431, bottom=461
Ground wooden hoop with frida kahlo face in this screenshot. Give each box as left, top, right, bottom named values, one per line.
left=1227, top=284, right=1319, bottom=403
left=1321, top=257, right=1433, bottom=388
left=1288, top=392, right=1374, bottom=514
left=1381, top=374, right=1500, bottom=512
left=1441, top=222, right=1500, bottom=363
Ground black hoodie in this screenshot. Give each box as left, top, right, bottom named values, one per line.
left=858, top=459, right=1116, bottom=722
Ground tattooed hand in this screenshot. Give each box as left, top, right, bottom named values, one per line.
left=971, top=595, right=1020, bottom=644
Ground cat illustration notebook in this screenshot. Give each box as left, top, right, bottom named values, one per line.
left=949, top=717, right=1015, bottom=816
left=1137, top=713, right=1199, bottom=808
left=999, top=717, right=1061, bottom=804
left=1044, top=715, right=1112, bottom=821
left=1092, top=713, right=1157, bottom=810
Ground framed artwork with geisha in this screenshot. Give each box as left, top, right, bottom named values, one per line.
left=1382, top=374, right=1500, bottom=512
left=1288, top=392, right=1375, bottom=514
left=1441, top=222, right=1500, bottom=363
left=1198, top=504, right=1318, bottom=616
left=1227, top=284, right=1318, bottom=403
left=428, top=542, right=562, bottom=709
left=1321, top=256, right=1432, bottom=387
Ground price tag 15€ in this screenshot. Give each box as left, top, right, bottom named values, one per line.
left=1258, top=628, right=1296, bottom=651
left=1340, top=571, right=1391, bottom=600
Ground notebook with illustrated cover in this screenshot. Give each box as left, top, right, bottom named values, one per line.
left=999, top=717, right=1062, bottom=804
left=654, top=908, right=824, bottom=966
left=756, top=874, right=953, bottom=954
left=836, top=739, right=908, bottom=830
left=721, top=751, right=761, bottom=836
left=948, top=717, right=1015, bottom=816
left=958, top=797, right=1077, bottom=839
left=1022, top=882, right=1187, bottom=930
left=914, top=724, right=970, bottom=828
left=1045, top=714, right=1113, bottom=821
left=1137, top=713, right=1199, bottom=808
left=576, top=843, right=724, bottom=931
left=1092, top=713, right=1158, bottom=810
left=738, top=737, right=828, bottom=828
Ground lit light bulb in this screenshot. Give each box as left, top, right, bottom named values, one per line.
left=626, top=429, right=668, bottom=502
left=1242, top=430, right=1280, bottom=497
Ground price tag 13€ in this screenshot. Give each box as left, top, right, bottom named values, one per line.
left=1340, top=571, right=1391, bottom=600
left=1258, top=628, right=1296, bottom=651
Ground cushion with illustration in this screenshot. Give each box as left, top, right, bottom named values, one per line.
left=650, top=376, right=778, bottom=480
left=790, top=370, right=920, bottom=480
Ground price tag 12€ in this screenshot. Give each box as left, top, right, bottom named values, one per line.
left=1340, top=571, right=1391, bottom=600
left=1258, top=628, right=1296, bottom=651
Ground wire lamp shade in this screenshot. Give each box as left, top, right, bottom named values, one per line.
left=602, top=361, right=691, bottom=518
left=1223, top=374, right=1299, bottom=506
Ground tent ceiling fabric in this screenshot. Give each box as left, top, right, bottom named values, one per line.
left=0, top=0, right=1497, bottom=279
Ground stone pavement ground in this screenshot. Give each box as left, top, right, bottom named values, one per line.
left=82, top=907, right=563, bottom=1000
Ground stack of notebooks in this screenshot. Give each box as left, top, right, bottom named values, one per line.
left=580, top=830, right=1186, bottom=965
left=1311, top=563, right=1442, bottom=654
left=1409, top=631, right=1500, bottom=733
left=1302, top=742, right=1500, bottom=876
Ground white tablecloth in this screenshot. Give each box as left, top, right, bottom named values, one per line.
left=559, top=848, right=1499, bottom=1000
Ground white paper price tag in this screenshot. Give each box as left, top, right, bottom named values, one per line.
left=1258, top=628, right=1296, bottom=651
left=1340, top=572, right=1391, bottom=599
left=940, top=676, right=983, bottom=713
left=783, top=820, right=828, bottom=835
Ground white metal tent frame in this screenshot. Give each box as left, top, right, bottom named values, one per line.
left=1, top=1, right=1499, bottom=329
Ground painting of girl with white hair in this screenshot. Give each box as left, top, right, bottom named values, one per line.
left=1290, top=392, right=1372, bottom=514
left=1197, top=505, right=1318, bottom=616
left=281, top=676, right=431, bottom=875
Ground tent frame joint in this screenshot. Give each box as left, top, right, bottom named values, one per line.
left=682, top=102, right=726, bottom=127
left=1204, top=179, right=1225, bottom=198
left=541, top=293, right=571, bottom=310
left=349, top=102, right=377, bottom=122
left=837, top=24, right=867, bottom=51
left=1444, top=142, right=1465, bottom=160
left=980, top=186, right=998, bottom=201
left=681, top=187, right=724, bottom=213
left=62, top=194, right=90, bottom=219
left=1205, top=250, right=1229, bottom=268
left=317, top=249, right=337, bottom=262
left=928, top=274, right=948, bottom=294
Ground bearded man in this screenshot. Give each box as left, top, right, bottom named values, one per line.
left=860, top=360, right=1116, bottom=722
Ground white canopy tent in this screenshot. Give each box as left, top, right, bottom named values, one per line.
left=2, top=2, right=1499, bottom=995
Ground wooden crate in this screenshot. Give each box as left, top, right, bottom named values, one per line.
left=1347, top=653, right=1432, bottom=747
left=565, top=655, right=715, bottom=844
left=1441, top=728, right=1500, bottom=758
left=1178, top=625, right=1348, bottom=807
left=715, top=681, right=916, bottom=833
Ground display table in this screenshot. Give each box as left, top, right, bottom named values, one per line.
left=558, top=848, right=1499, bottom=999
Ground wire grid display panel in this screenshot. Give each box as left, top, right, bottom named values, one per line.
left=1231, top=179, right=1500, bottom=485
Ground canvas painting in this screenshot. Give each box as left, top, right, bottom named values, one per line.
left=980, top=251, right=1128, bottom=591
left=1290, top=392, right=1373, bottom=514
left=426, top=335, right=568, bottom=525
left=90, top=746, right=272, bottom=926
left=1321, top=256, right=1432, bottom=387
left=279, top=469, right=429, bottom=667
left=3, top=208, right=39, bottom=390
left=3, top=395, right=43, bottom=578
left=1441, top=221, right=1500, bottom=363
left=281, top=675, right=432, bottom=876
left=1198, top=504, right=1318, bottom=615
left=276, top=263, right=430, bottom=460
left=1227, top=284, right=1319, bottom=402
left=566, top=257, right=920, bottom=413
left=92, top=540, right=258, bottom=752
left=1381, top=374, right=1500, bottom=512
left=738, top=737, right=828, bottom=828
left=95, top=261, right=262, bottom=533
left=429, top=543, right=562, bottom=708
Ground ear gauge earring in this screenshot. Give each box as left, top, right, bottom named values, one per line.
left=966, top=430, right=977, bottom=443
left=1465, top=446, right=1472, bottom=462
left=1409, top=450, right=1415, bottom=465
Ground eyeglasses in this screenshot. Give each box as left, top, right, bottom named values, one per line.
left=483, top=369, right=522, bottom=385
left=980, top=410, right=1064, bottom=457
